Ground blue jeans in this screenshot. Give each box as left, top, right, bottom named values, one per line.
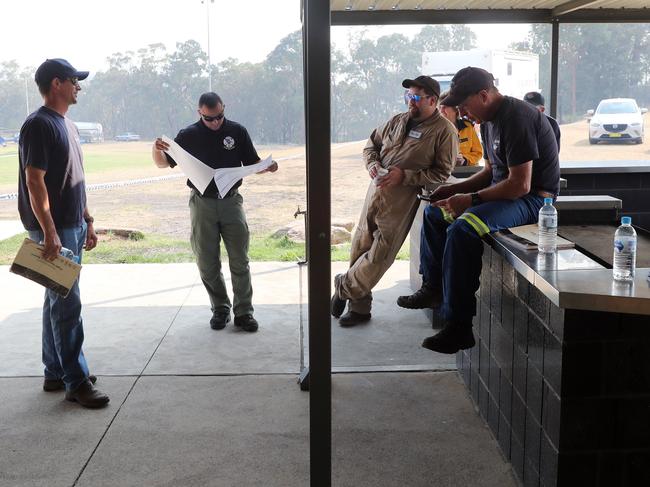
left=419, top=195, right=545, bottom=323
left=28, top=223, right=90, bottom=392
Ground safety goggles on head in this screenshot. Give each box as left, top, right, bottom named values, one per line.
left=404, top=91, right=432, bottom=104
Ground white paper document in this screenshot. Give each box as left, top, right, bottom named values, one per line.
left=162, top=136, right=215, bottom=195
left=213, top=155, right=274, bottom=198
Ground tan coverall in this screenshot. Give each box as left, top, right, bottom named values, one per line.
left=337, top=110, right=459, bottom=314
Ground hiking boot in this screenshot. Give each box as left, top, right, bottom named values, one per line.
left=64, top=379, right=110, bottom=408
left=397, top=285, right=442, bottom=309
left=331, top=294, right=347, bottom=318
left=331, top=274, right=347, bottom=318
left=43, top=375, right=97, bottom=392
left=339, top=311, right=371, bottom=327
left=234, top=314, right=259, bottom=333
left=422, top=321, right=475, bottom=354
left=210, top=311, right=231, bottom=330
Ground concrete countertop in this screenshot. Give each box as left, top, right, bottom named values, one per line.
left=488, top=233, right=650, bottom=316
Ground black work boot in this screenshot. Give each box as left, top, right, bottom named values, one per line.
left=331, top=274, right=347, bottom=318
left=397, top=284, right=442, bottom=309
left=338, top=311, right=371, bottom=327
left=210, top=311, right=231, bottom=330
left=421, top=321, right=475, bottom=354
left=234, top=314, right=259, bottom=333
left=43, top=375, right=97, bottom=392
left=65, top=379, right=110, bottom=408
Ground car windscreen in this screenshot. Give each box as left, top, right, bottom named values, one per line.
left=596, top=101, right=637, bottom=114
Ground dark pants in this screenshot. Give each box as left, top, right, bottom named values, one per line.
left=189, top=190, right=253, bottom=317
left=420, top=195, right=545, bottom=323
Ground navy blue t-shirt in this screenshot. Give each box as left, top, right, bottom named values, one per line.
left=18, top=106, right=87, bottom=231
left=480, top=96, right=560, bottom=196
left=167, top=118, right=260, bottom=198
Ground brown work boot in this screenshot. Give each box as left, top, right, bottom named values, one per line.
left=65, top=379, right=110, bottom=408
left=44, top=374, right=97, bottom=392
left=396, top=284, right=442, bottom=309
left=338, top=311, right=371, bottom=327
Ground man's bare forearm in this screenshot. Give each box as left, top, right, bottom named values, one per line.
left=152, top=144, right=170, bottom=168
left=477, top=177, right=530, bottom=201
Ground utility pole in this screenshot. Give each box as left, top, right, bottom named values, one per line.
left=202, top=0, right=214, bottom=92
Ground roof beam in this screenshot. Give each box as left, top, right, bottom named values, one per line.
left=552, top=0, right=602, bottom=17
left=331, top=7, right=650, bottom=24
left=332, top=9, right=551, bottom=24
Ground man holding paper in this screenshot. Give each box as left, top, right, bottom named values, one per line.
left=152, top=92, right=277, bottom=333
left=17, top=59, right=109, bottom=408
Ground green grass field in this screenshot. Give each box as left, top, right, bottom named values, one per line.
left=0, top=232, right=408, bottom=265
left=0, top=142, right=154, bottom=189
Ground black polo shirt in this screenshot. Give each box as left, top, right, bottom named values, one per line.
left=480, top=96, right=560, bottom=196
left=18, top=106, right=87, bottom=231
left=167, top=118, right=260, bottom=197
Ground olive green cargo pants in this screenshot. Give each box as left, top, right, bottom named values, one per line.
left=189, top=190, right=253, bottom=317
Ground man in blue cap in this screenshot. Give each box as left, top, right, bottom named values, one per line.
left=18, top=59, right=109, bottom=408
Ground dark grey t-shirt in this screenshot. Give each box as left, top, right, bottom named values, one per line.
left=480, top=96, right=560, bottom=196
left=18, top=106, right=86, bottom=231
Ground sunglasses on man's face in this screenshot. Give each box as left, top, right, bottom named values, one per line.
left=201, top=112, right=225, bottom=122
left=404, top=92, right=432, bottom=104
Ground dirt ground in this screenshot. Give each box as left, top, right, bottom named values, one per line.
left=1, top=113, right=649, bottom=238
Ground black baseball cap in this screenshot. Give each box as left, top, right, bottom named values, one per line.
left=35, top=58, right=89, bottom=88
left=524, top=91, right=545, bottom=107
left=443, top=67, right=495, bottom=106
left=402, top=76, right=440, bottom=98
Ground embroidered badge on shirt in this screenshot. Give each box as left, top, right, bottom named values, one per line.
left=408, top=130, right=422, bottom=139
left=223, top=136, right=236, bottom=150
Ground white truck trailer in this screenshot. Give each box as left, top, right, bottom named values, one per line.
left=422, top=49, right=540, bottom=101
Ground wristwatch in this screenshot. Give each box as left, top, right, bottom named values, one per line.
left=84, top=215, right=95, bottom=224
left=470, top=192, right=482, bottom=207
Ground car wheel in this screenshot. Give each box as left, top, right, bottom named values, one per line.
left=589, top=138, right=598, bottom=145
left=635, top=137, right=643, bottom=145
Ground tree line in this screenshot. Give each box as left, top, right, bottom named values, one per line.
left=1, top=23, right=648, bottom=144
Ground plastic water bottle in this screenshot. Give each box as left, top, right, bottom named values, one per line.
left=613, top=216, right=636, bottom=281
left=60, top=247, right=80, bottom=264
left=538, top=198, right=558, bottom=253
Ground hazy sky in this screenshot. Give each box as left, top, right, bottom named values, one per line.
left=0, top=0, right=531, bottom=73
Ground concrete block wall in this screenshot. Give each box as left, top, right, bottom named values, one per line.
left=457, top=242, right=650, bottom=487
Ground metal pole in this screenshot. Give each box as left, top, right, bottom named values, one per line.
left=550, top=20, right=559, bottom=119
left=303, top=0, right=331, bottom=485
left=204, top=0, right=213, bottom=92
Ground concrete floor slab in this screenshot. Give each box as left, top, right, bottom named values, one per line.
left=144, top=263, right=301, bottom=375
left=75, top=376, right=310, bottom=487
left=70, top=373, right=514, bottom=487
left=330, top=262, right=456, bottom=370
left=0, top=377, right=136, bottom=487
left=332, top=372, right=516, bottom=487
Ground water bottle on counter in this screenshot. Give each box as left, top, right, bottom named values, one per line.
left=538, top=198, right=557, bottom=253
left=613, top=216, right=636, bottom=281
